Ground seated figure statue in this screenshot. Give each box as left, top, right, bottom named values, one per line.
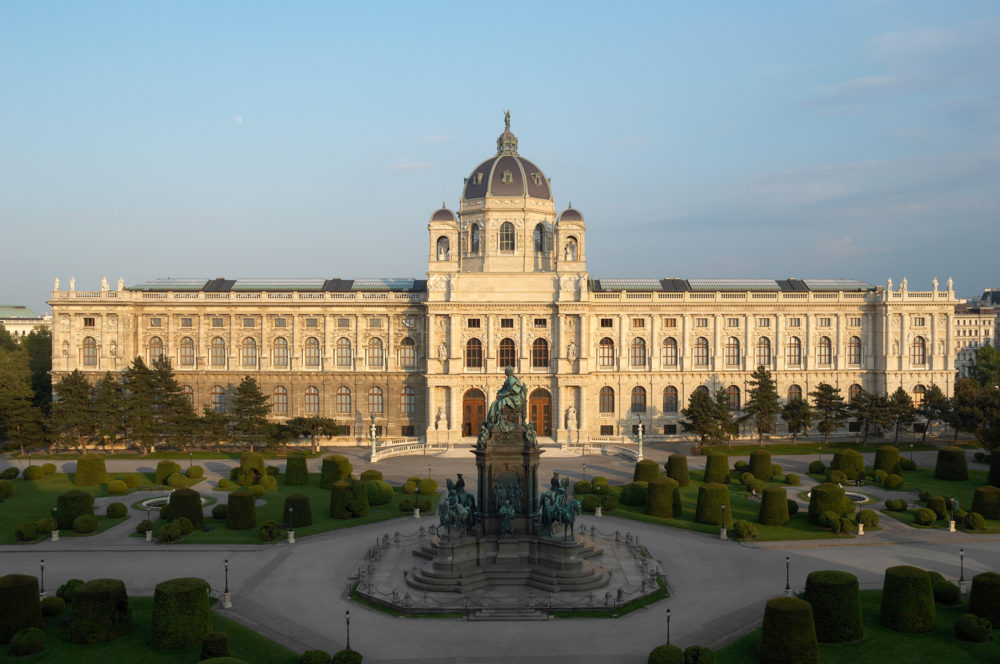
left=486, top=366, right=526, bottom=426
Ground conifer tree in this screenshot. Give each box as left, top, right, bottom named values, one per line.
left=743, top=365, right=781, bottom=445
left=0, top=346, right=44, bottom=454
left=887, top=386, right=916, bottom=442
left=92, top=371, right=125, bottom=450
left=230, top=376, right=271, bottom=451
left=288, top=416, right=340, bottom=453
left=122, top=356, right=157, bottom=453
left=50, top=370, right=96, bottom=451
left=809, top=383, right=849, bottom=445
left=781, top=397, right=813, bottom=445
left=150, top=356, right=196, bottom=449
left=917, top=384, right=950, bottom=442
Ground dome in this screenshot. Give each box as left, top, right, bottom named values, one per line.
left=462, top=114, right=552, bottom=201
left=559, top=206, right=583, bottom=222
left=431, top=204, right=455, bottom=222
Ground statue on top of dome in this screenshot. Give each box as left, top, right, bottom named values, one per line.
left=504, top=109, right=510, bottom=131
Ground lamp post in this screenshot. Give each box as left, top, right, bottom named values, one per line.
left=428, top=465, right=432, bottom=481
left=582, top=463, right=587, bottom=482
left=817, top=444, right=822, bottom=463
left=959, top=548, right=966, bottom=595
left=720, top=504, right=727, bottom=540
left=345, top=609, right=351, bottom=651
left=40, top=559, right=45, bottom=597
left=636, top=413, right=644, bottom=461
left=909, top=442, right=914, bottom=461
left=223, top=559, right=232, bottom=609
left=666, top=608, right=671, bottom=646
left=189, top=452, right=193, bottom=469
left=785, top=556, right=791, bottom=596
left=146, top=507, right=153, bottom=542
left=949, top=498, right=957, bottom=533
left=51, top=506, right=59, bottom=541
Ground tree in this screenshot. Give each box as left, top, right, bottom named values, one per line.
left=887, top=387, right=916, bottom=442
left=0, top=325, right=16, bottom=353
left=681, top=389, right=726, bottom=449
left=970, top=345, right=1000, bottom=389
left=150, top=357, right=197, bottom=449
left=917, top=384, right=951, bottom=442
left=92, top=372, right=125, bottom=450
left=850, top=389, right=890, bottom=443
left=229, top=377, right=271, bottom=451
left=780, top=397, right=813, bottom=445
left=122, top=357, right=157, bottom=453
left=742, top=365, right=781, bottom=446
left=197, top=406, right=230, bottom=450
left=977, top=387, right=1000, bottom=451
left=20, top=328, right=52, bottom=414
left=809, top=383, right=849, bottom=445
left=265, top=422, right=296, bottom=452
left=946, top=379, right=982, bottom=443
left=0, top=346, right=44, bottom=454
left=288, top=416, right=341, bottom=453
left=50, top=370, right=96, bottom=451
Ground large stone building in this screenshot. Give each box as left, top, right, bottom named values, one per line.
left=50, top=120, right=962, bottom=444
left=0, top=305, right=51, bottom=339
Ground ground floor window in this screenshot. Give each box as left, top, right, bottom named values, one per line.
left=663, top=424, right=677, bottom=435
left=848, top=421, right=861, bottom=433
left=401, top=425, right=415, bottom=436
left=600, top=425, right=614, bottom=436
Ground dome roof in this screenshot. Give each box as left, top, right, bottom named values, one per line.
left=462, top=114, right=551, bottom=201
left=559, top=206, right=583, bottom=222
left=431, top=204, right=455, bottom=221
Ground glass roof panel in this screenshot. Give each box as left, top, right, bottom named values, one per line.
left=352, top=278, right=417, bottom=291
left=688, top=279, right=780, bottom=291
left=596, top=278, right=663, bottom=291
left=127, top=278, right=209, bottom=291
left=803, top=279, right=873, bottom=291
left=232, top=278, right=327, bottom=291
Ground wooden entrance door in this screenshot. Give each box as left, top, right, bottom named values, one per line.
left=528, top=389, right=552, bottom=436
left=462, top=389, right=486, bottom=437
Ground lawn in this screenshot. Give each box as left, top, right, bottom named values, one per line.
left=2, top=596, right=300, bottom=663
left=14, top=450, right=326, bottom=460
left=702, top=440, right=940, bottom=456
left=716, top=590, right=1000, bottom=664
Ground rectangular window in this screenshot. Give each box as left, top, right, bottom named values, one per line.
left=757, top=318, right=770, bottom=327
left=848, top=421, right=861, bottom=433
left=212, top=318, right=224, bottom=328
left=500, top=318, right=514, bottom=328
left=534, top=318, right=547, bottom=328
left=467, top=318, right=480, bottom=328
left=401, top=425, right=415, bottom=436
left=600, top=318, right=613, bottom=328
left=180, top=317, right=193, bottom=328
left=367, top=318, right=380, bottom=328
left=243, top=318, right=255, bottom=328
left=150, top=317, right=161, bottom=328
left=849, top=317, right=861, bottom=327
left=663, top=318, right=676, bottom=327
left=306, top=318, right=319, bottom=328
left=631, top=424, right=641, bottom=435
left=913, top=317, right=926, bottom=326
left=600, top=425, right=614, bottom=436
left=727, top=318, right=739, bottom=327
left=787, top=318, right=800, bottom=327
left=818, top=317, right=831, bottom=327
left=274, top=317, right=286, bottom=328
left=664, top=424, right=677, bottom=435
left=695, top=318, right=708, bottom=327
left=631, top=318, right=645, bottom=328
left=83, top=317, right=95, bottom=327
left=337, top=318, right=350, bottom=328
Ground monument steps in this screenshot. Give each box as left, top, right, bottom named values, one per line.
left=468, top=607, right=549, bottom=621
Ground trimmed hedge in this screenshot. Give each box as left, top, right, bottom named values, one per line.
left=68, top=578, right=132, bottom=644
left=580, top=494, right=599, bottom=513
left=695, top=483, right=731, bottom=526
left=784, top=473, right=800, bottom=486
left=283, top=493, right=313, bottom=527
left=749, top=449, right=772, bottom=483
left=683, top=645, right=715, bottom=664
left=874, top=446, right=900, bottom=474
left=971, top=485, right=1000, bottom=519
left=968, top=571, right=1000, bottom=626
left=150, top=577, right=212, bottom=649
left=107, top=479, right=127, bottom=495
left=830, top=449, right=864, bottom=480
left=57, top=579, right=84, bottom=603
left=0, top=479, right=12, bottom=499
left=168, top=488, right=205, bottom=529
left=808, top=460, right=825, bottom=475
left=56, top=489, right=94, bottom=530
left=186, top=465, right=204, bottom=479
left=15, top=522, right=39, bottom=541
left=955, top=613, right=992, bottom=642
left=201, top=632, right=231, bottom=660
left=989, top=452, right=1000, bottom=487
left=928, top=571, right=960, bottom=606
left=646, top=477, right=679, bottom=518
left=672, top=485, right=683, bottom=518
left=884, top=473, right=903, bottom=490
left=9, top=627, right=45, bottom=657
left=74, top=454, right=107, bottom=486
left=155, top=460, right=181, bottom=485
left=23, top=465, right=44, bottom=481
left=573, top=480, right=592, bottom=495
left=364, top=480, right=394, bottom=506
left=331, top=479, right=369, bottom=519
left=620, top=481, right=648, bottom=506
left=733, top=519, right=755, bottom=539
left=666, top=454, right=689, bottom=486
left=899, top=458, right=917, bottom=471
left=926, top=495, right=948, bottom=520
left=202, top=658, right=249, bottom=664
left=648, top=644, right=684, bottom=664
left=106, top=502, right=127, bottom=518
left=880, top=565, right=935, bottom=633
left=760, top=597, right=819, bottom=664
left=124, top=473, right=144, bottom=488
left=239, top=451, right=264, bottom=475
left=0, top=467, right=17, bottom=480
left=803, top=570, right=861, bottom=642
left=807, top=483, right=847, bottom=526
left=417, top=478, right=438, bottom=495
left=167, top=473, right=188, bottom=488
left=914, top=508, right=936, bottom=526
left=285, top=455, right=309, bottom=486
left=858, top=509, right=879, bottom=528
left=758, top=486, right=789, bottom=526
left=157, top=521, right=182, bottom=543
left=300, top=651, right=332, bottom=664
left=258, top=520, right=282, bottom=542
left=359, top=469, right=383, bottom=482
left=320, top=455, right=353, bottom=489
left=41, top=596, right=66, bottom=617
left=226, top=490, right=257, bottom=530
left=703, top=453, right=729, bottom=484
left=965, top=511, right=986, bottom=530
left=0, top=574, right=43, bottom=644
left=634, top=459, right=661, bottom=483
left=934, top=446, right=969, bottom=481
left=212, top=504, right=228, bottom=520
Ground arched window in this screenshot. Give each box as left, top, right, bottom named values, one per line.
left=785, top=336, right=801, bottom=366
left=401, top=386, right=416, bottom=415
left=694, top=337, right=709, bottom=367
left=336, top=338, right=351, bottom=367
left=465, top=338, right=483, bottom=368
left=662, top=337, right=678, bottom=367
left=694, top=385, right=710, bottom=397
left=910, top=336, right=927, bottom=365
left=498, top=338, right=516, bottom=368
left=848, top=336, right=861, bottom=365
left=599, top=386, right=615, bottom=413
left=631, top=386, right=647, bottom=413
left=817, top=336, right=832, bottom=365
left=848, top=383, right=863, bottom=403
left=663, top=386, right=678, bottom=413
left=630, top=338, right=647, bottom=367
left=913, top=384, right=926, bottom=408
left=83, top=336, right=98, bottom=366
left=241, top=338, right=257, bottom=367
left=598, top=337, right=615, bottom=367
left=755, top=337, right=771, bottom=367
left=399, top=337, right=416, bottom=369
left=470, top=224, right=481, bottom=253
left=210, top=337, right=226, bottom=367
left=273, top=337, right=288, bottom=368
left=180, top=337, right=195, bottom=366
left=304, top=337, right=320, bottom=367
left=367, top=338, right=384, bottom=368
left=787, top=384, right=802, bottom=401
left=272, top=386, right=288, bottom=415
left=149, top=336, right=164, bottom=362
left=368, top=386, right=383, bottom=414
left=336, top=386, right=351, bottom=414
left=532, top=338, right=549, bottom=368
left=499, top=221, right=515, bottom=251
left=726, top=385, right=741, bottom=411
left=436, top=236, right=450, bottom=261
left=211, top=385, right=226, bottom=413
left=533, top=223, right=547, bottom=252
left=181, top=385, right=194, bottom=407
left=305, top=386, right=319, bottom=414
left=725, top=337, right=741, bottom=366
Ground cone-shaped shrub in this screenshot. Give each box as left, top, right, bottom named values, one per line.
left=646, top=477, right=679, bottom=517
left=666, top=454, right=689, bottom=486
left=283, top=493, right=313, bottom=527
left=284, top=455, right=309, bottom=486
left=634, top=459, right=660, bottom=483
left=749, top=449, right=773, bottom=483
left=150, top=577, right=212, bottom=649
left=155, top=460, right=181, bottom=485
left=320, top=455, right=353, bottom=488
left=73, top=454, right=107, bottom=486
left=201, top=632, right=231, bottom=660
left=874, top=446, right=900, bottom=474
left=759, top=486, right=789, bottom=526
left=364, top=480, right=394, bottom=506
left=703, top=453, right=729, bottom=484
left=934, top=447, right=969, bottom=481
left=620, top=481, right=648, bottom=506
left=0, top=574, right=43, bottom=644
left=830, top=449, right=864, bottom=480
left=68, top=579, right=132, bottom=644
left=55, top=489, right=94, bottom=530
left=968, top=571, right=1000, bottom=626
left=803, top=570, right=861, bottom=642
left=226, top=489, right=257, bottom=530
left=695, top=483, right=731, bottom=526
left=808, top=483, right=847, bottom=525
left=926, top=495, right=948, bottom=520
left=971, top=485, right=1000, bottom=519
left=880, top=565, right=935, bottom=633
left=167, top=488, right=205, bottom=530
left=672, top=486, right=683, bottom=518
left=760, top=597, right=819, bottom=664
left=989, top=453, right=1000, bottom=488
left=330, top=479, right=369, bottom=519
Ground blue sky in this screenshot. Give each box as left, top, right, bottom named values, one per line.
left=2, top=1, right=998, bottom=314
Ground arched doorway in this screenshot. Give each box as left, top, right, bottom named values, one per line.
left=528, top=388, right=552, bottom=436
left=462, top=389, right=486, bottom=437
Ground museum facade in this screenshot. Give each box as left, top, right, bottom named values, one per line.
left=49, top=120, right=960, bottom=444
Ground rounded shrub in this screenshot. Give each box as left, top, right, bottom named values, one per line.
left=874, top=446, right=900, bottom=474
left=784, top=473, right=800, bottom=486
left=899, top=457, right=917, bottom=471
left=175, top=517, right=194, bottom=535
left=103, top=479, right=127, bottom=496
left=914, top=508, right=936, bottom=526
left=666, top=454, right=689, bottom=486
left=733, top=519, right=755, bottom=539
left=258, top=520, right=282, bottom=542
left=928, top=571, right=960, bottom=606
left=135, top=519, right=153, bottom=534
left=830, top=449, right=864, bottom=480
left=57, top=579, right=84, bottom=603
left=168, top=488, right=205, bottom=530
left=857, top=509, right=879, bottom=528
left=359, top=469, right=383, bottom=482
left=73, top=514, right=98, bottom=533
left=580, top=494, right=599, bottom=513
left=647, top=644, right=684, bottom=664
left=259, top=475, right=278, bottom=491
left=41, top=595, right=66, bottom=617
left=880, top=565, right=935, bottom=633
left=331, top=650, right=362, bottom=664
left=283, top=493, right=313, bottom=527
left=734, top=460, right=748, bottom=473
left=400, top=497, right=414, bottom=512
left=239, top=452, right=265, bottom=476
left=320, top=455, right=353, bottom=489
left=884, top=498, right=905, bottom=511
left=772, top=464, right=783, bottom=477
left=883, top=473, right=903, bottom=490
left=266, top=465, right=279, bottom=477
left=106, top=502, right=127, bottom=518
left=8, top=627, right=45, bottom=656
left=620, top=481, right=648, bottom=506
left=0, top=467, right=17, bottom=480
left=703, top=453, right=729, bottom=484
left=150, top=577, right=212, bottom=649
left=417, top=478, right=438, bottom=495
left=330, top=479, right=369, bottom=519
left=416, top=495, right=435, bottom=514
left=749, top=449, right=773, bottom=483
left=808, top=460, right=825, bottom=475
left=186, top=465, right=204, bottom=479
left=55, top=489, right=94, bottom=529
left=872, top=469, right=887, bottom=483
left=683, top=645, right=715, bottom=664
left=926, top=495, right=948, bottom=520
left=201, top=632, right=231, bottom=660
left=934, top=447, right=969, bottom=481
left=787, top=499, right=799, bottom=516
left=250, top=485, right=265, bottom=497
left=695, top=483, right=731, bottom=526
left=954, top=613, right=992, bottom=642
left=759, top=486, right=789, bottom=526
left=217, top=478, right=234, bottom=490
left=964, top=511, right=986, bottom=530
left=155, top=460, right=181, bottom=485
left=803, top=570, right=861, bottom=642
left=405, top=476, right=421, bottom=485
left=15, top=522, right=40, bottom=541
left=167, top=473, right=188, bottom=488
left=601, top=494, right=617, bottom=512
left=572, top=480, right=592, bottom=495
left=591, top=477, right=609, bottom=495
left=826, top=469, right=847, bottom=484
left=212, top=504, right=228, bottom=520
left=0, top=574, right=43, bottom=644
left=0, top=480, right=11, bottom=500
left=968, top=571, right=1000, bottom=626
left=364, top=480, right=394, bottom=506
left=68, top=578, right=132, bottom=644
left=226, top=490, right=257, bottom=530
left=74, top=454, right=107, bottom=486
left=402, top=480, right=418, bottom=495
left=23, top=465, right=44, bottom=481
left=300, top=651, right=333, bottom=664
left=747, top=478, right=766, bottom=495
left=634, top=459, right=661, bottom=483
left=157, top=521, right=182, bottom=543
left=124, top=473, right=144, bottom=488
left=201, top=658, right=249, bottom=664
left=971, top=485, right=1000, bottom=519
left=284, top=455, right=309, bottom=486
left=807, top=483, right=848, bottom=525
left=646, top=477, right=679, bottom=518
left=739, top=471, right=755, bottom=486
left=760, top=596, right=819, bottom=664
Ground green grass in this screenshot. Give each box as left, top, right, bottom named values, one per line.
left=703, top=440, right=939, bottom=456
left=716, top=589, right=1000, bottom=664
left=551, top=576, right=669, bottom=618
left=14, top=450, right=325, bottom=460
left=2, top=596, right=299, bottom=663
left=880, top=508, right=1000, bottom=534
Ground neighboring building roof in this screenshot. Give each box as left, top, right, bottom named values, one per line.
left=980, top=289, right=1000, bottom=306
left=128, top=277, right=426, bottom=293
left=0, top=305, right=43, bottom=319
left=431, top=206, right=455, bottom=221
left=559, top=207, right=583, bottom=222
left=589, top=278, right=875, bottom=293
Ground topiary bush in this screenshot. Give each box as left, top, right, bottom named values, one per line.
left=830, top=449, right=864, bottom=480
left=620, top=481, right=648, bottom=506
left=167, top=473, right=188, bottom=488
left=954, top=613, right=993, bottom=642
left=884, top=473, right=903, bottom=490
left=703, top=453, right=729, bottom=484
left=884, top=498, right=906, bottom=511
left=634, top=459, right=661, bottom=483
left=55, top=489, right=94, bottom=529
left=808, top=460, right=825, bottom=475
left=416, top=495, right=436, bottom=514
left=990, top=452, right=1000, bottom=488
left=41, top=595, right=66, bottom=617
left=157, top=521, right=182, bottom=543
left=258, top=520, right=282, bottom=542
left=73, top=514, right=98, bottom=533
left=964, top=511, right=986, bottom=530
left=971, top=485, right=1000, bottom=519
left=202, top=658, right=249, bottom=664
left=8, top=627, right=45, bottom=656
left=0, top=574, right=43, bottom=644
left=284, top=493, right=313, bottom=527
left=74, top=454, right=107, bottom=486
left=591, top=477, right=609, bottom=495
left=807, top=483, right=848, bottom=526
left=155, top=460, right=181, bottom=485
left=695, top=483, right=731, bottom=526
left=666, top=454, right=689, bottom=486
left=646, top=478, right=679, bottom=518
left=300, top=650, right=332, bottom=664
left=330, top=479, right=369, bottom=519
left=772, top=464, right=783, bottom=476
left=928, top=571, right=960, bottom=606
left=899, top=458, right=916, bottom=471
left=739, top=471, right=756, bottom=486
left=201, top=632, right=231, bottom=660
left=683, top=645, right=715, bottom=664
left=934, top=447, right=969, bottom=481
left=226, top=490, right=257, bottom=530
left=15, top=522, right=40, bottom=541
left=124, top=473, right=145, bottom=488
left=331, top=649, right=362, bottom=664
left=23, top=465, right=44, bottom=481
left=359, top=469, right=383, bottom=482
left=417, top=478, right=438, bottom=495
left=250, top=485, right=265, bottom=497
left=733, top=519, right=755, bottom=539
left=749, top=449, right=772, bottom=483
left=186, top=465, right=204, bottom=479
left=880, top=566, right=935, bottom=633
left=106, top=502, right=127, bottom=518
left=239, top=452, right=265, bottom=477
left=572, top=480, right=592, bottom=495
left=364, top=480, right=394, bottom=506
left=285, top=455, right=309, bottom=486
left=759, top=486, right=789, bottom=526
left=874, top=446, right=900, bottom=474
left=0, top=467, right=17, bottom=480
left=233, top=468, right=254, bottom=487
left=826, top=469, right=847, bottom=484
left=150, top=577, right=212, bottom=649
left=926, top=495, right=948, bottom=520
left=212, top=504, right=228, bottom=520
left=914, top=508, right=936, bottom=526
left=259, top=475, right=278, bottom=491
left=968, top=571, right=1000, bottom=626
left=857, top=509, right=879, bottom=528
left=320, top=455, right=353, bottom=489
left=873, top=469, right=887, bottom=482
left=647, top=644, right=684, bottom=664
left=760, top=596, right=819, bottom=664
left=135, top=519, right=153, bottom=534
left=787, top=499, right=799, bottom=516
left=803, top=570, right=861, bottom=643
left=784, top=473, right=800, bottom=486
left=57, top=579, right=84, bottom=603
left=68, top=578, right=132, bottom=644
left=107, top=479, right=127, bottom=495
left=175, top=517, right=194, bottom=535
left=168, top=488, right=206, bottom=530
left=580, top=494, right=599, bottom=513
left=400, top=497, right=414, bottom=512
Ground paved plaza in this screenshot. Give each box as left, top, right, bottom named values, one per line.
left=1, top=446, right=997, bottom=663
